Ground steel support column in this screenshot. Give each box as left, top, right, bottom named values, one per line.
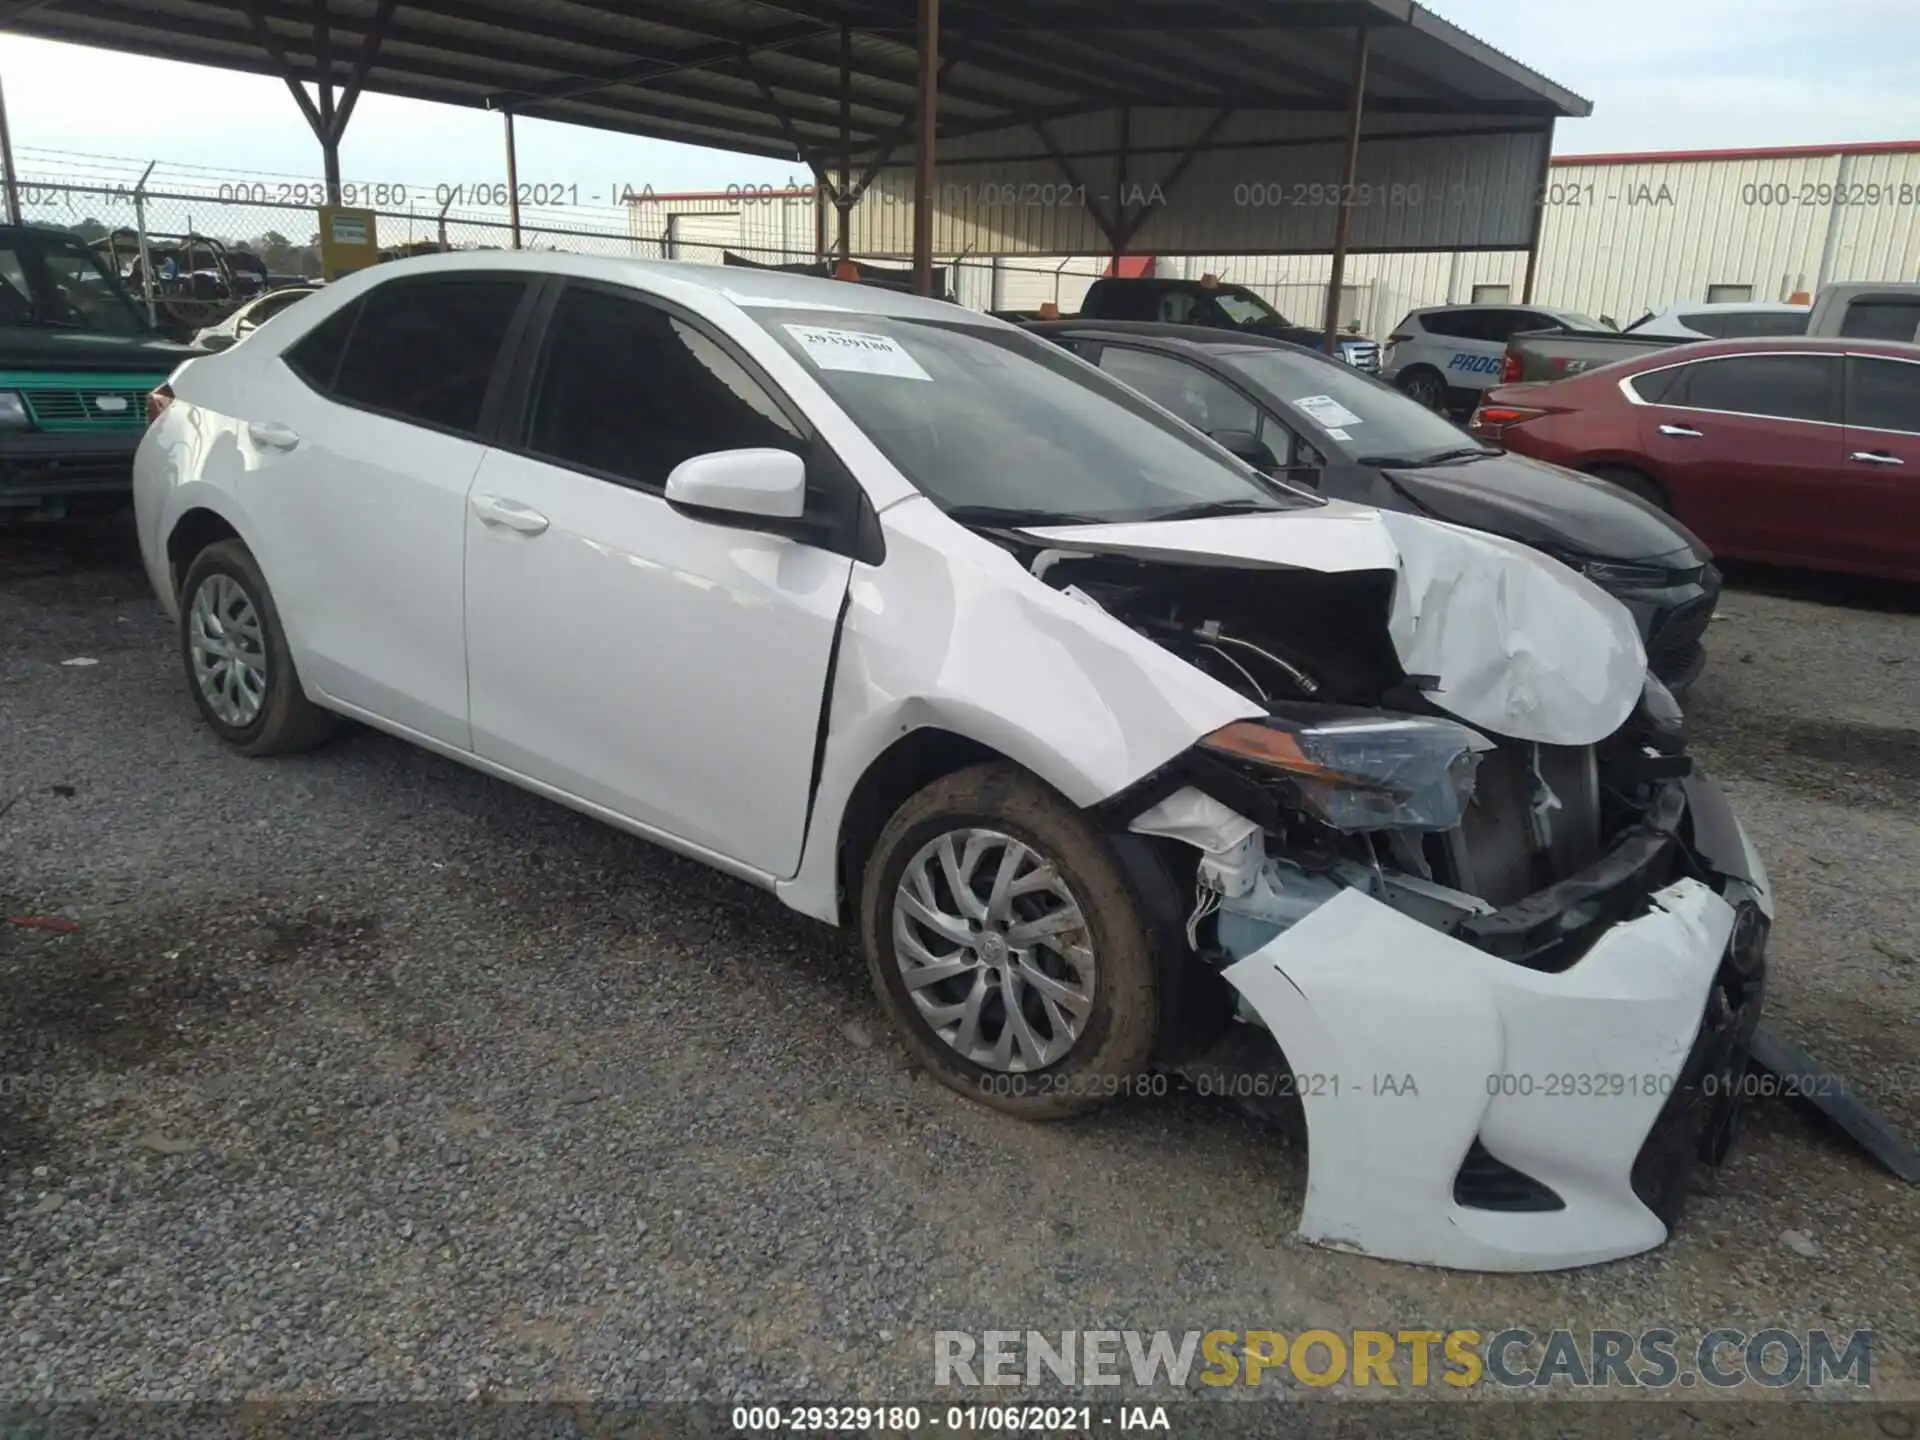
left=245, top=0, right=394, bottom=206
left=0, top=74, right=20, bottom=226
left=1323, top=25, right=1370, bottom=355
left=1521, top=118, right=1554, bottom=303
left=912, top=0, right=939, bottom=295
left=836, top=25, right=853, bottom=261
left=504, top=108, right=522, bottom=248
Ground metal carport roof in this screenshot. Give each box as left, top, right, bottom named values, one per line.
left=0, top=0, right=1590, bottom=326
left=3, top=1, right=1587, bottom=160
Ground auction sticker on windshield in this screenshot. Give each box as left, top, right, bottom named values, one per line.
left=784, top=324, right=932, bottom=380
left=1294, top=394, right=1364, bottom=429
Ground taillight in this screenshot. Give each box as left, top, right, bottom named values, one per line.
left=1499, top=352, right=1522, bottom=385
left=1469, top=404, right=1544, bottom=438
left=146, top=383, right=174, bottom=427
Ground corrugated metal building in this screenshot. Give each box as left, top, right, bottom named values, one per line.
left=627, top=139, right=1920, bottom=334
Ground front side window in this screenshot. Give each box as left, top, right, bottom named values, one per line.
left=329, top=277, right=525, bottom=436
left=526, top=285, right=801, bottom=489
left=1097, top=346, right=1261, bottom=438
left=753, top=308, right=1311, bottom=525
left=1846, top=356, right=1920, bottom=434
left=0, top=237, right=144, bottom=335
left=1674, top=354, right=1840, bottom=424
left=1211, top=290, right=1284, bottom=327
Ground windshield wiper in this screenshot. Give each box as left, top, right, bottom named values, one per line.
left=1354, top=446, right=1493, bottom=467
left=1139, top=497, right=1281, bottom=522
left=943, top=505, right=1103, bottom=528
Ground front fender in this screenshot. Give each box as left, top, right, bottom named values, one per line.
left=775, top=498, right=1260, bottom=922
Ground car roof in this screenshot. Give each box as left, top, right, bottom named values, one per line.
left=341, top=248, right=984, bottom=325
left=1650, top=301, right=1812, bottom=315
left=1412, top=302, right=1543, bottom=314
left=1625, top=334, right=1920, bottom=363
left=1025, top=319, right=1312, bottom=353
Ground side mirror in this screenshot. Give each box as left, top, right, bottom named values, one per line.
left=236, top=317, right=259, bottom=333
left=1208, top=428, right=1277, bottom=470
left=664, top=448, right=807, bottom=522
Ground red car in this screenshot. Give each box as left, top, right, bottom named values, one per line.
left=1470, top=336, right=1920, bottom=581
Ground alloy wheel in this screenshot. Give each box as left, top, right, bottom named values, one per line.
left=891, top=828, right=1096, bottom=1072
left=188, top=572, right=268, bottom=727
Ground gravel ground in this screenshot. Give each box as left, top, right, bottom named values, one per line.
left=1, top=514, right=1916, bottom=1430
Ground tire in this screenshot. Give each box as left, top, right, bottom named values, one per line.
left=178, top=538, right=338, bottom=756
left=1585, top=464, right=1669, bottom=510
left=858, top=762, right=1159, bottom=1120
left=1397, top=367, right=1447, bottom=411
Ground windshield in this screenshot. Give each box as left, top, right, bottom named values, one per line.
left=0, top=234, right=145, bottom=334
left=753, top=308, right=1314, bottom=524
left=1220, top=348, right=1493, bottom=466
left=1547, top=309, right=1607, bottom=332
left=1213, top=290, right=1288, bottom=327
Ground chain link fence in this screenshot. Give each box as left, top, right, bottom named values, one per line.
left=15, top=162, right=1402, bottom=338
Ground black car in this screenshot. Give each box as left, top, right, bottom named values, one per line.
left=1027, top=320, right=1720, bottom=691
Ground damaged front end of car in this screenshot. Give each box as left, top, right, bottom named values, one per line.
left=996, top=507, right=1773, bottom=1272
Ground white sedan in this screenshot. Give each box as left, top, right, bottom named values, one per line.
left=134, top=252, right=1772, bottom=1273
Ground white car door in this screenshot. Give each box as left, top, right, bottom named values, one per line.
left=463, top=280, right=856, bottom=877
left=246, top=273, right=533, bottom=748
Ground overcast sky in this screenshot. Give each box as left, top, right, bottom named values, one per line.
left=0, top=0, right=1912, bottom=199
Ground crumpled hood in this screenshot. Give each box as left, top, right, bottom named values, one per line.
left=1372, top=453, right=1709, bottom=565
left=1020, top=502, right=1648, bottom=746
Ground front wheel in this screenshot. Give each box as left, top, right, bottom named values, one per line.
left=858, top=763, right=1159, bottom=1119
left=1397, top=367, right=1447, bottom=411
left=178, top=539, right=338, bottom=755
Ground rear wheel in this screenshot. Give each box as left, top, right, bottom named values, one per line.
left=179, top=539, right=338, bottom=756
left=1586, top=464, right=1669, bottom=510
left=1397, top=367, right=1447, bottom=411
left=858, top=763, right=1159, bottom=1119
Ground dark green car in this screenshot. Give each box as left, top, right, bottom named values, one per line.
left=0, top=225, right=197, bottom=519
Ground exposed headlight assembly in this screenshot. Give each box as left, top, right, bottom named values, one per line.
left=0, top=391, right=30, bottom=429
left=1572, top=558, right=1679, bottom=588
left=1201, top=706, right=1494, bottom=831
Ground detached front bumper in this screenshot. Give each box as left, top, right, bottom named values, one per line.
left=1220, top=782, right=1769, bottom=1273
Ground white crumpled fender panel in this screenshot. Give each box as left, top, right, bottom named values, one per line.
left=775, top=498, right=1265, bottom=922
left=1222, top=879, right=1734, bottom=1272
left=1023, top=501, right=1647, bottom=747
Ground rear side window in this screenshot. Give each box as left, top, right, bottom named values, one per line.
left=1846, top=356, right=1920, bottom=433
left=1677, top=354, right=1840, bottom=424
left=1091, top=283, right=1157, bottom=321
left=285, top=299, right=359, bottom=391
left=1838, top=298, right=1920, bottom=343
left=524, top=284, right=801, bottom=490
left=1416, top=310, right=1480, bottom=340
left=1629, top=365, right=1688, bottom=404
left=329, top=277, right=526, bottom=436
left=1677, top=312, right=1731, bottom=339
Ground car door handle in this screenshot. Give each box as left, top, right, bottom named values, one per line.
left=1850, top=450, right=1905, bottom=465
left=1658, top=424, right=1704, bottom=438
left=246, top=420, right=300, bottom=449
left=470, top=493, right=550, bottom=534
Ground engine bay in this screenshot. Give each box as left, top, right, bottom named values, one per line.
left=1004, top=539, right=1695, bottom=968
